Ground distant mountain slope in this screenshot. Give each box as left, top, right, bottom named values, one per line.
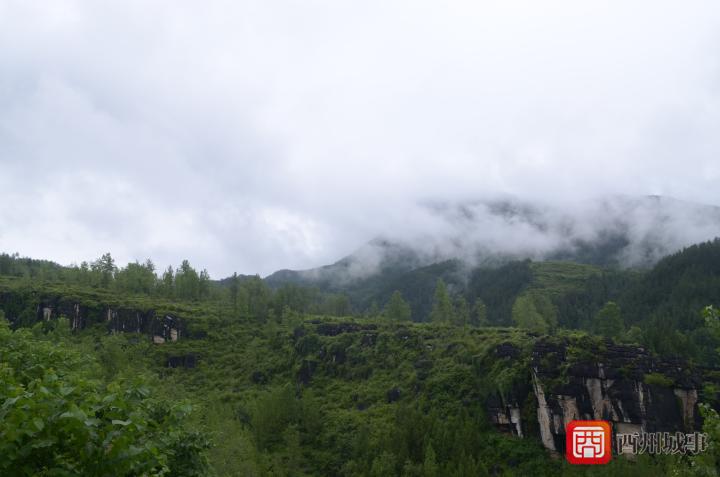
left=620, top=238, right=720, bottom=330
left=265, top=238, right=426, bottom=289
left=262, top=195, right=720, bottom=319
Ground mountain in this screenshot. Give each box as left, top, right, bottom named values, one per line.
left=265, top=194, right=720, bottom=283
left=262, top=195, right=720, bottom=320
left=265, top=238, right=426, bottom=289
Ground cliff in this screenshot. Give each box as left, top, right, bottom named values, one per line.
left=488, top=336, right=715, bottom=454
left=0, top=284, right=188, bottom=343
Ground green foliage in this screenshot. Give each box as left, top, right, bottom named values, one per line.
left=704, top=305, right=720, bottom=340
left=470, top=299, right=488, bottom=327
left=0, top=253, right=66, bottom=280
left=643, top=372, right=675, bottom=388
left=228, top=272, right=240, bottom=317
left=528, top=261, right=602, bottom=298
left=453, top=296, right=469, bottom=327
left=0, top=319, right=209, bottom=476
left=423, top=443, right=438, bottom=477
left=175, top=260, right=209, bottom=302
left=115, top=260, right=157, bottom=295
left=248, top=384, right=298, bottom=451
left=91, top=252, right=117, bottom=288
left=429, top=279, right=453, bottom=323
left=4, top=244, right=720, bottom=475
left=692, top=403, right=720, bottom=475
left=386, top=291, right=412, bottom=321
left=467, top=260, right=533, bottom=326
left=320, top=293, right=351, bottom=316
left=592, top=301, right=623, bottom=339
left=511, top=294, right=551, bottom=334
left=160, top=266, right=175, bottom=298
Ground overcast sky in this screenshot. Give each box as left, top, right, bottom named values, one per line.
left=1, top=1, right=720, bottom=277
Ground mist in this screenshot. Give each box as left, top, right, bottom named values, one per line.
left=1, top=1, right=720, bottom=276
left=293, top=195, right=720, bottom=284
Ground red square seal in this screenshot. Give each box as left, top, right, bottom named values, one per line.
left=566, top=420, right=612, bottom=465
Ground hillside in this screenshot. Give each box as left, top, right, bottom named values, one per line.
left=0, top=281, right=713, bottom=476
left=3, top=240, right=720, bottom=474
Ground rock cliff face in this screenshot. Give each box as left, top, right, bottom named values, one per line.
left=488, top=337, right=711, bottom=454
left=0, top=291, right=184, bottom=343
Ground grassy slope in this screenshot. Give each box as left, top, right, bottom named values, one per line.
left=527, top=261, right=602, bottom=299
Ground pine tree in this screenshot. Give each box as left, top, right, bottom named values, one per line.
left=92, top=253, right=116, bottom=288
left=199, top=269, right=210, bottom=299
left=230, top=272, right=240, bottom=317
left=593, top=301, right=623, bottom=338
left=385, top=291, right=411, bottom=321
left=471, top=299, right=488, bottom=327
left=453, top=296, right=469, bottom=326
left=176, top=260, right=201, bottom=300
left=430, top=279, right=453, bottom=323
left=423, top=443, right=438, bottom=477
left=161, top=266, right=175, bottom=297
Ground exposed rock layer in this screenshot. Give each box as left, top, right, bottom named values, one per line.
left=488, top=338, right=713, bottom=453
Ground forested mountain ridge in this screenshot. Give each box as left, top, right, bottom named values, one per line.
left=4, top=235, right=720, bottom=474
left=266, top=195, right=720, bottom=288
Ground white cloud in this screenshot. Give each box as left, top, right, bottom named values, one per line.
left=1, top=0, right=720, bottom=275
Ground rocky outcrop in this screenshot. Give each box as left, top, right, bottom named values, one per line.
left=0, top=291, right=185, bottom=342
left=167, top=354, right=198, bottom=368
left=315, top=322, right=378, bottom=336
left=486, top=338, right=715, bottom=454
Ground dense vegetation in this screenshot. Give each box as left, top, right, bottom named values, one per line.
left=0, top=313, right=209, bottom=476
left=3, top=239, right=720, bottom=475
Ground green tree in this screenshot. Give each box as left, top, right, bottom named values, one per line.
left=321, top=293, right=351, bottom=317
left=250, top=384, right=298, bottom=450
left=91, top=252, right=117, bottom=288
left=199, top=269, right=210, bottom=299
left=430, top=279, right=453, bottom=323
left=176, top=260, right=201, bottom=301
left=471, top=298, right=488, bottom=327
left=533, top=294, right=558, bottom=331
left=115, top=260, right=157, bottom=295
left=593, top=301, right=623, bottom=339
left=370, top=452, right=396, bottom=477
left=245, top=276, right=272, bottom=320
left=511, top=294, right=549, bottom=334
left=385, top=291, right=412, bottom=321
left=160, top=265, right=175, bottom=297
left=229, top=272, right=240, bottom=317
left=691, top=404, right=720, bottom=474
left=423, top=443, right=438, bottom=477
left=78, top=261, right=91, bottom=285
left=273, top=284, right=316, bottom=316
left=453, top=296, right=469, bottom=326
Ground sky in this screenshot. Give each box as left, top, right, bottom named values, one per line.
left=1, top=0, right=720, bottom=277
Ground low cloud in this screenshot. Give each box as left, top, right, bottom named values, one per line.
left=1, top=1, right=720, bottom=276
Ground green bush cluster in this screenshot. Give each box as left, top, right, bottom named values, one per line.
left=0, top=317, right=209, bottom=476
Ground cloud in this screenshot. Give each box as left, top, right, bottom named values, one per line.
left=1, top=0, right=720, bottom=276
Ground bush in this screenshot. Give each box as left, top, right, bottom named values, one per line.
left=643, top=372, right=674, bottom=388
left=0, top=319, right=209, bottom=476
